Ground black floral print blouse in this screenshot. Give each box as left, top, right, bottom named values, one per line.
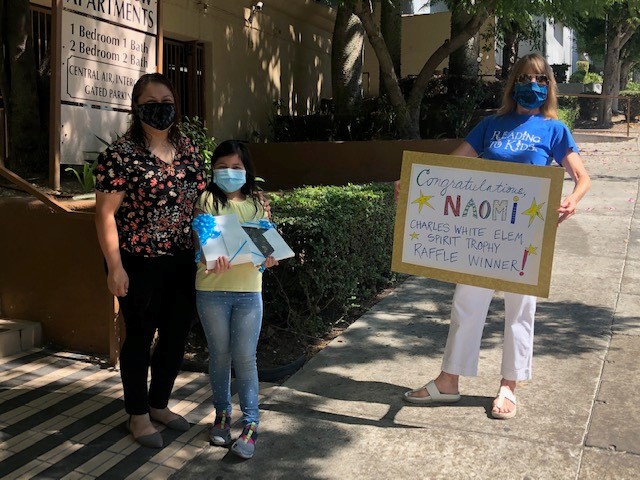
left=94, top=134, right=206, bottom=257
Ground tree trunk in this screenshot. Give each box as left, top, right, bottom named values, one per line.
left=379, top=0, right=401, bottom=97
left=355, top=0, right=494, bottom=139
left=599, top=21, right=636, bottom=127
left=406, top=3, right=495, bottom=138
left=501, top=23, right=519, bottom=79
left=620, top=59, right=633, bottom=91
left=354, top=1, right=412, bottom=137
left=0, top=0, right=46, bottom=176
left=331, top=3, right=364, bottom=137
left=448, top=7, right=479, bottom=77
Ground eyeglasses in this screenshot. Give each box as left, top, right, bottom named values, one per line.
left=516, top=74, right=549, bottom=86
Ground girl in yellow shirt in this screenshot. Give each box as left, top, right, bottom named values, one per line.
left=193, top=140, right=277, bottom=459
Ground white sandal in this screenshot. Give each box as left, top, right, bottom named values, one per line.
left=491, top=386, right=517, bottom=419
left=403, top=380, right=461, bottom=405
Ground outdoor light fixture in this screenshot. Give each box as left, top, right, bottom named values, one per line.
left=196, top=0, right=210, bottom=15
left=246, top=1, right=264, bottom=25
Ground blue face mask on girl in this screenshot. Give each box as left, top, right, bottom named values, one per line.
left=513, top=82, right=548, bottom=110
left=213, top=168, right=246, bottom=193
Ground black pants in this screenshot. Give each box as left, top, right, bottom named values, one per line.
left=116, top=250, right=196, bottom=415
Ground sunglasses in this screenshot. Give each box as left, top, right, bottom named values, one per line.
left=516, top=74, right=549, bottom=86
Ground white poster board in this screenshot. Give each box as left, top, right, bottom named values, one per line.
left=392, top=151, right=564, bottom=297
left=59, top=0, right=158, bottom=164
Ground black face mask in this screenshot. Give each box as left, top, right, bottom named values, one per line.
left=136, top=103, right=176, bottom=130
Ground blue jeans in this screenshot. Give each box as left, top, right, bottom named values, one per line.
left=196, top=291, right=262, bottom=425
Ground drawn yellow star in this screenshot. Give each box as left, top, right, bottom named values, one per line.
left=526, top=244, right=538, bottom=255
left=410, top=232, right=419, bottom=240
left=411, top=190, right=434, bottom=213
left=521, top=198, right=545, bottom=226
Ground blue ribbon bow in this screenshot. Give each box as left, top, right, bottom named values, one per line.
left=244, top=219, right=274, bottom=229
left=193, top=213, right=221, bottom=263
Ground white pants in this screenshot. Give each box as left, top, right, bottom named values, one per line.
left=441, top=284, right=537, bottom=381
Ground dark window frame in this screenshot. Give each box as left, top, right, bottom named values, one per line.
left=163, top=38, right=206, bottom=121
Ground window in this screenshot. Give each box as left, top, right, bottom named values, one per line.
left=0, top=4, right=51, bottom=161
left=163, top=39, right=205, bottom=120
left=31, top=5, right=52, bottom=72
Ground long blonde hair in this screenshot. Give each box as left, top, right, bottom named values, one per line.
left=497, top=53, right=558, bottom=119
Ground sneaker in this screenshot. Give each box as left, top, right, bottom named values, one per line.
left=231, top=422, right=258, bottom=459
left=209, top=410, right=232, bottom=446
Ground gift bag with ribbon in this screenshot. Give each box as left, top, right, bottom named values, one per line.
left=193, top=213, right=254, bottom=269
left=241, top=219, right=295, bottom=265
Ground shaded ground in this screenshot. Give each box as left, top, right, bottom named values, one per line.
left=574, top=115, right=638, bottom=134
left=182, top=280, right=404, bottom=377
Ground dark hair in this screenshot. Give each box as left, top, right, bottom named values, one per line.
left=128, top=73, right=182, bottom=147
left=205, top=140, right=260, bottom=211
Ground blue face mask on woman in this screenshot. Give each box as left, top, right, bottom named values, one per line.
left=513, top=82, right=548, bottom=110
left=213, top=168, right=246, bottom=193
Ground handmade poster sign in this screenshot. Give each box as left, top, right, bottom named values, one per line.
left=193, top=214, right=294, bottom=270
left=392, top=151, right=565, bottom=297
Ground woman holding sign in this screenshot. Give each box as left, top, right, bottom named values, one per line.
left=403, top=53, right=590, bottom=419
left=94, top=73, right=206, bottom=447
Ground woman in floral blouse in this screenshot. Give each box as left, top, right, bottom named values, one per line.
left=94, top=73, right=206, bottom=448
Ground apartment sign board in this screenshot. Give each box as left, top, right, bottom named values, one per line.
left=61, top=0, right=158, bottom=108
left=58, top=1, right=158, bottom=164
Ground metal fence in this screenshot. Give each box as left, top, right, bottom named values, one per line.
left=559, top=93, right=632, bottom=137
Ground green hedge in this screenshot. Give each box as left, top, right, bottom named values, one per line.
left=558, top=96, right=579, bottom=131
left=263, top=183, right=397, bottom=336
left=576, top=60, right=590, bottom=73
left=568, top=71, right=602, bottom=85
left=620, top=90, right=640, bottom=120
left=625, top=81, right=640, bottom=92
left=577, top=96, right=600, bottom=121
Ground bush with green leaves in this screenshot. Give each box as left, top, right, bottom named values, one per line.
left=180, top=116, right=217, bottom=178
left=576, top=61, right=590, bottom=73
left=420, top=75, right=491, bottom=139
left=583, top=72, right=603, bottom=84
left=620, top=90, right=640, bottom=121
left=262, top=183, right=397, bottom=336
left=558, top=96, right=579, bottom=130
left=65, top=135, right=112, bottom=193
left=569, top=70, right=602, bottom=85
left=65, top=159, right=99, bottom=193
left=624, top=81, right=640, bottom=92
left=577, top=96, right=600, bottom=121
left=569, top=70, right=586, bottom=83
left=558, top=106, right=579, bottom=131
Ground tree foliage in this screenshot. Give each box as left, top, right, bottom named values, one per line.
left=576, top=1, right=640, bottom=124
left=330, top=0, right=620, bottom=139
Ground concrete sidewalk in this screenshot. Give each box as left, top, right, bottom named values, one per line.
left=173, top=137, right=640, bottom=479
left=1, top=137, right=638, bottom=480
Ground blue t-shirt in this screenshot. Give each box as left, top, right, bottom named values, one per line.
left=465, top=113, right=578, bottom=166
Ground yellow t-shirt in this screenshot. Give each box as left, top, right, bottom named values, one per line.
left=195, top=191, right=266, bottom=292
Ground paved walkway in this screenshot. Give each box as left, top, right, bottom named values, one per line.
left=0, top=351, right=276, bottom=479
left=1, top=135, right=639, bottom=479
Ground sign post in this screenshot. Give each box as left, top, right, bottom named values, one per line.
left=392, top=151, right=565, bottom=297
